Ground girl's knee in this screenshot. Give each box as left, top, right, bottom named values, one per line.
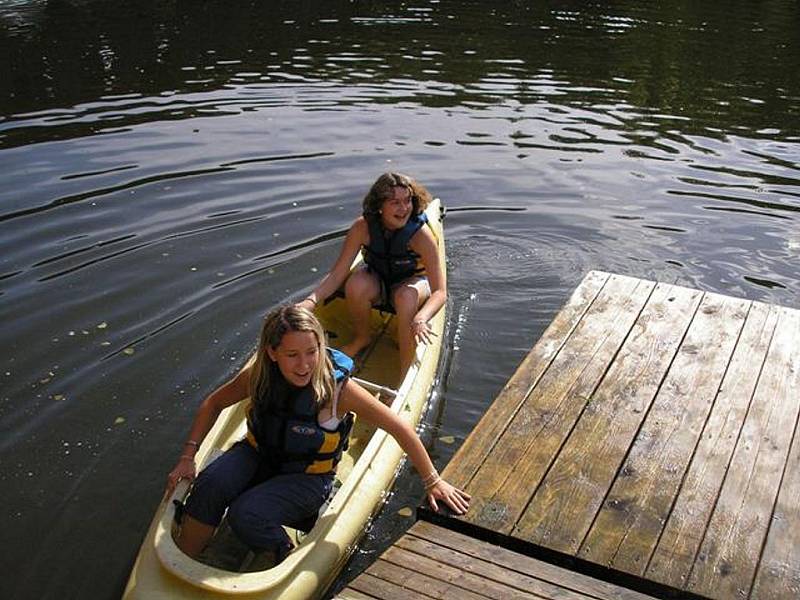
left=227, top=497, right=257, bottom=535
left=392, top=286, right=420, bottom=317
left=184, top=474, right=235, bottom=526
left=345, top=270, right=378, bottom=299
left=228, top=497, right=286, bottom=551
left=183, top=446, right=257, bottom=525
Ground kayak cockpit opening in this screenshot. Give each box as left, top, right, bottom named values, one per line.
left=170, top=494, right=325, bottom=573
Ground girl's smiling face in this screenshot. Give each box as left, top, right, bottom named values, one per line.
left=267, top=330, right=319, bottom=387
left=379, top=186, right=413, bottom=230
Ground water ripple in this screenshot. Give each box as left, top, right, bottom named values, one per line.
left=0, top=151, right=335, bottom=224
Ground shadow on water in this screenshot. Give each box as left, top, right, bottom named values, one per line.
left=0, top=1, right=798, bottom=598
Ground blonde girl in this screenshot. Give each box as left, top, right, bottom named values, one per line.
left=167, top=305, right=468, bottom=564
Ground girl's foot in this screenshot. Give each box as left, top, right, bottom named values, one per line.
left=340, top=336, right=371, bottom=361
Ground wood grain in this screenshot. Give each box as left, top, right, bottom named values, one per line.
left=410, top=521, right=654, bottom=600
left=750, top=359, right=800, bottom=600
left=578, top=293, right=749, bottom=574
left=644, top=301, right=779, bottom=589
left=444, top=270, right=611, bottom=491
left=511, top=283, right=703, bottom=553
left=462, top=274, right=654, bottom=532
left=687, top=307, right=800, bottom=599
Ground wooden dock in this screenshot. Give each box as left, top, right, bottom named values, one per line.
left=337, top=521, right=657, bottom=600
left=338, top=271, right=800, bottom=599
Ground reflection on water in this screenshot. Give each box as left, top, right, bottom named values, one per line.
left=1, top=1, right=798, bottom=598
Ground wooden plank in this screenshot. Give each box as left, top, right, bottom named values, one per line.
left=347, top=571, right=433, bottom=600
left=578, top=293, right=750, bottom=574
left=644, top=301, right=779, bottom=588
left=443, top=270, right=611, bottom=489
left=686, top=307, right=800, bottom=599
left=395, top=536, right=593, bottom=600
left=335, top=588, right=381, bottom=600
left=750, top=375, right=800, bottom=600
left=367, top=555, right=492, bottom=600
left=380, top=546, right=545, bottom=599
left=410, top=521, right=655, bottom=600
left=512, top=283, right=704, bottom=554
left=460, top=274, right=656, bottom=533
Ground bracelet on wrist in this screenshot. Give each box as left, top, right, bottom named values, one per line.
left=424, top=475, right=442, bottom=490
left=305, top=296, right=318, bottom=306
left=421, top=468, right=439, bottom=483
left=184, top=440, right=199, bottom=448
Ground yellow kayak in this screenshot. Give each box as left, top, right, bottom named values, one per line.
left=123, top=198, right=446, bottom=599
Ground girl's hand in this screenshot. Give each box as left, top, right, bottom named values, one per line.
left=166, top=455, right=196, bottom=496
left=412, top=319, right=436, bottom=345
left=426, top=479, right=471, bottom=515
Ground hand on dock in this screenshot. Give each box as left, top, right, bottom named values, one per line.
left=426, top=479, right=471, bottom=515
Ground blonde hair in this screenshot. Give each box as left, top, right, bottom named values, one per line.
left=362, top=172, right=432, bottom=218
left=249, top=305, right=334, bottom=412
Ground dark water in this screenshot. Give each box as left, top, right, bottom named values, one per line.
left=1, top=1, right=798, bottom=598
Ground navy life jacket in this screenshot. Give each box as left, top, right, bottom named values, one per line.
left=362, top=212, right=428, bottom=287
left=246, top=348, right=355, bottom=475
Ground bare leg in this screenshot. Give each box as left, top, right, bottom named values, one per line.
left=340, top=268, right=380, bottom=358
left=392, top=280, right=430, bottom=376
left=175, top=514, right=216, bottom=558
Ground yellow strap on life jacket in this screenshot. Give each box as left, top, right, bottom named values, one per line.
left=305, top=458, right=335, bottom=474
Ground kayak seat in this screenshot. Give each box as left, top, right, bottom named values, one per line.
left=323, top=287, right=396, bottom=315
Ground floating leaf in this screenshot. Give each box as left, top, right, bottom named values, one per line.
left=97, top=322, right=108, bottom=329
left=439, top=435, right=455, bottom=444
left=53, top=394, right=65, bottom=401
left=397, top=507, right=413, bottom=517
left=114, top=416, right=126, bottom=425
left=123, top=347, right=135, bottom=355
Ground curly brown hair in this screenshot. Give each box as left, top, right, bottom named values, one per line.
left=361, top=172, right=432, bottom=217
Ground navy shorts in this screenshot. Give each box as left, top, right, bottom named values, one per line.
left=183, top=441, right=334, bottom=553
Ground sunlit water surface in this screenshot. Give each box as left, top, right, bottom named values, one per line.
left=1, top=1, right=798, bottom=598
